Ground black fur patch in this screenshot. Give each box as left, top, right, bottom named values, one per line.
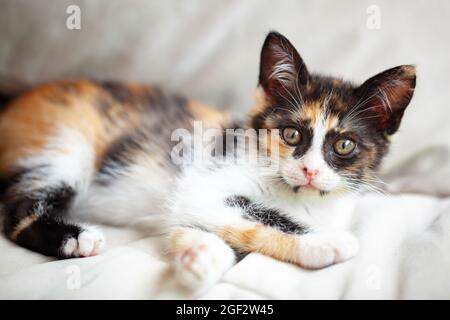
left=2, top=182, right=81, bottom=257
left=3, top=182, right=75, bottom=225
left=15, top=215, right=82, bottom=258
left=289, top=122, right=314, bottom=159
left=96, top=129, right=153, bottom=186
left=225, top=195, right=308, bottom=234
left=0, top=165, right=50, bottom=199
left=99, top=131, right=147, bottom=173
left=95, top=83, right=195, bottom=183
left=98, top=81, right=134, bottom=104
left=0, top=92, right=16, bottom=113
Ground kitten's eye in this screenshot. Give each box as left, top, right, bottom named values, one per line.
left=282, top=127, right=301, bottom=145
left=333, top=139, right=356, bottom=156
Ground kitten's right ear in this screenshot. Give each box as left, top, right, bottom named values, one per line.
left=355, top=65, right=416, bottom=135
left=259, top=32, right=309, bottom=98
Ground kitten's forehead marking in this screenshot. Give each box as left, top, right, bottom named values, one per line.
left=296, top=99, right=345, bottom=170
left=298, top=102, right=330, bottom=166
left=303, top=102, right=321, bottom=124
left=326, top=114, right=339, bottom=131
left=302, top=101, right=339, bottom=132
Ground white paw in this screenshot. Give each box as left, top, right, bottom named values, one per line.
left=61, top=227, right=105, bottom=258
left=174, top=233, right=235, bottom=292
left=297, top=231, right=359, bottom=269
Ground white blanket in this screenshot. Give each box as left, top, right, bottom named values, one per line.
left=1, top=0, right=450, bottom=299
left=1, top=193, right=449, bottom=299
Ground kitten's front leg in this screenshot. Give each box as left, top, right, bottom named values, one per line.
left=167, top=227, right=236, bottom=292
left=295, top=231, right=360, bottom=268
left=218, top=224, right=359, bottom=269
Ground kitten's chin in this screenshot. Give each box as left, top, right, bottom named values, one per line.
left=280, top=177, right=332, bottom=197
left=271, top=174, right=345, bottom=198
left=292, top=184, right=330, bottom=196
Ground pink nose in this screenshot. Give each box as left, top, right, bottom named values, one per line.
left=303, top=167, right=319, bottom=180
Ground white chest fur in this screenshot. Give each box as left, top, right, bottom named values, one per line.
left=170, top=160, right=358, bottom=233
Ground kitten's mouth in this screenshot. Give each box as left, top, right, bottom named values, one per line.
left=293, top=184, right=329, bottom=196
left=279, top=175, right=330, bottom=196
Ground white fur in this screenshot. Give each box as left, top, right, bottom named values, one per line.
left=167, top=163, right=263, bottom=231
left=74, top=161, right=171, bottom=229
left=17, top=127, right=95, bottom=196
left=60, top=226, right=105, bottom=258
left=269, top=43, right=297, bottom=86
left=166, top=158, right=356, bottom=233
left=174, top=230, right=235, bottom=292
left=296, top=231, right=359, bottom=269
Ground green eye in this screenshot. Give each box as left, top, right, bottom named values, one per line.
left=333, top=138, right=356, bottom=156
left=282, top=127, right=301, bottom=145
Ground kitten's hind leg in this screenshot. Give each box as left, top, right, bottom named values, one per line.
left=1, top=129, right=105, bottom=258
left=3, top=183, right=105, bottom=258
left=167, top=227, right=236, bottom=292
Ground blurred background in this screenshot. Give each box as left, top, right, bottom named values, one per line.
left=1, top=0, right=449, bottom=192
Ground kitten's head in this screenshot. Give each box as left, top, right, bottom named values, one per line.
left=251, top=32, right=416, bottom=196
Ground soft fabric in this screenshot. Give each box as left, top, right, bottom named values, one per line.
left=1, top=194, right=450, bottom=299
left=0, top=0, right=449, bottom=299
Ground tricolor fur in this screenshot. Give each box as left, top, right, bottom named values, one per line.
left=0, top=32, right=415, bottom=293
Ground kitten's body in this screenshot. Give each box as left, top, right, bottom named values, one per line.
left=0, top=32, right=415, bottom=292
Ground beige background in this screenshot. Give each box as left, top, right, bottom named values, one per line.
left=1, top=0, right=450, bottom=174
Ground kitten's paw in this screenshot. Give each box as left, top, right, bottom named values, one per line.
left=174, top=233, right=235, bottom=292
left=61, top=227, right=105, bottom=258
left=297, top=231, right=359, bottom=269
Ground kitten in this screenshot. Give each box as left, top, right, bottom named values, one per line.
left=0, top=32, right=415, bottom=292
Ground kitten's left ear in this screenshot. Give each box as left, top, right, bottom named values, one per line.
left=355, top=65, right=416, bottom=135
left=258, top=32, right=309, bottom=99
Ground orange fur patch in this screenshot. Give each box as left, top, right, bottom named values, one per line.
left=187, top=100, right=230, bottom=128
left=1, top=80, right=215, bottom=176
left=8, top=213, right=40, bottom=241
left=249, top=86, right=269, bottom=118
left=303, top=101, right=322, bottom=125
left=217, top=224, right=300, bottom=263
left=0, top=80, right=109, bottom=175
left=167, top=228, right=187, bottom=256
left=326, top=114, right=339, bottom=130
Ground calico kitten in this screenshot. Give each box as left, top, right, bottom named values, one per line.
left=0, top=32, right=415, bottom=292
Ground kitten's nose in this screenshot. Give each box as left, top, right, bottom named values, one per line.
left=302, top=167, right=319, bottom=180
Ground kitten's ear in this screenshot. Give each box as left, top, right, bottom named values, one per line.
left=259, top=31, right=309, bottom=98
left=355, top=65, right=416, bottom=135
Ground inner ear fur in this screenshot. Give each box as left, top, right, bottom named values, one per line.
left=355, top=65, right=416, bottom=135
